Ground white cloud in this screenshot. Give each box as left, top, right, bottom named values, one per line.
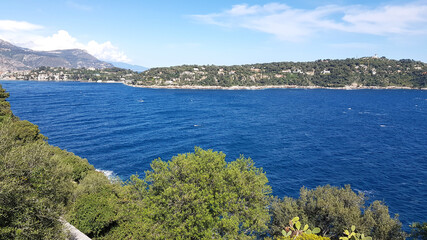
left=0, top=22, right=130, bottom=63
left=226, top=4, right=262, bottom=16
left=342, top=4, right=427, bottom=35
left=191, top=1, right=427, bottom=41
left=30, top=30, right=82, bottom=50
left=0, top=20, right=43, bottom=31
left=27, top=30, right=130, bottom=62
left=86, top=40, right=130, bottom=63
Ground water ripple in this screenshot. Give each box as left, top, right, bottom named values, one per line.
left=1, top=80, right=426, bottom=229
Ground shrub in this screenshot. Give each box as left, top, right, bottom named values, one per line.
left=69, top=192, right=119, bottom=237
left=362, top=200, right=405, bottom=239
left=51, top=147, right=94, bottom=182
left=339, top=225, right=372, bottom=240
left=68, top=171, right=120, bottom=238
left=409, top=222, right=427, bottom=240
left=0, top=142, right=73, bottom=239
left=278, top=233, right=331, bottom=240
left=270, top=185, right=405, bottom=240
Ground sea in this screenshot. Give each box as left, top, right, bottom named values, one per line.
left=1, top=80, right=426, bottom=229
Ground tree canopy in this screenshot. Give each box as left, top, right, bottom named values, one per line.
left=270, top=185, right=405, bottom=240
left=71, top=148, right=272, bottom=239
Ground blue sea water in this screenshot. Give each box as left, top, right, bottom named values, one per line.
left=1, top=80, right=426, bottom=229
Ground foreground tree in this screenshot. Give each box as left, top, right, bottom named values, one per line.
left=270, top=185, right=405, bottom=240
left=68, top=171, right=121, bottom=238
left=0, top=84, right=96, bottom=239
left=410, top=222, right=427, bottom=240
left=104, top=148, right=272, bottom=239
left=0, top=142, right=73, bottom=239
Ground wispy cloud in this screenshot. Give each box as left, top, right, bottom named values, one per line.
left=328, top=42, right=378, bottom=49
left=0, top=20, right=43, bottom=31
left=191, top=1, right=427, bottom=41
left=0, top=20, right=130, bottom=63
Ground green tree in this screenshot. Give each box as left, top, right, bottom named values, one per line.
left=0, top=142, right=73, bottom=239
left=68, top=171, right=121, bottom=238
left=51, top=147, right=94, bottom=183
left=0, top=84, right=13, bottom=121
left=270, top=185, right=405, bottom=240
left=113, top=148, right=272, bottom=240
left=410, top=222, right=427, bottom=240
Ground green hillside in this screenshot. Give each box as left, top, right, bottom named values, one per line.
left=133, top=57, right=427, bottom=88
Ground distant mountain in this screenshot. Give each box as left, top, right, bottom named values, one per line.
left=0, top=39, right=113, bottom=71
left=109, top=61, right=148, bottom=72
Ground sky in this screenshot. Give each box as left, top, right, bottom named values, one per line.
left=1, top=0, right=427, bottom=68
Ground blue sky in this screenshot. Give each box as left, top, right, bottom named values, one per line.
left=1, top=0, right=427, bottom=67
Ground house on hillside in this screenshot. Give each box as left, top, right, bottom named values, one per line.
left=321, top=69, right=331, bottom=74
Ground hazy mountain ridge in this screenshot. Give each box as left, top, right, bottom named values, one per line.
left=108, top=61, right=148, bottom=72
left=0, top=39, right=113, bottom=71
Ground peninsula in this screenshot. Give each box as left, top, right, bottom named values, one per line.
left=130, top=56, right=427, bottom=90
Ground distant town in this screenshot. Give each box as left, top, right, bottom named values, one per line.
left=0, top=67, right=135, bottom=84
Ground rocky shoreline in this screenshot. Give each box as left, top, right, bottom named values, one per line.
left=124, top=83, right=426, bottom=91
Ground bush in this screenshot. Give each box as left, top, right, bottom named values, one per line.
left=278, top=234, right=331, bottom=240
left=362, top=201, right=405, bottom=240
left=0, top=101, right=12, bottom=119
left=0, top=85, right=9, bottom=100
left=0, top=119, right=46, bottom=153
left=51, top=147, right=94, bottom=182
left=11, top=120, right=45, bottom=143
left=270, top=185, right=405, bottom=240
left=68, top=171, right=120, bottom=238
left=409, top=222, right=427, bottom=240
left=69, top=192, right=119, bottom=237
left=0, top=142, right=73, bottom=239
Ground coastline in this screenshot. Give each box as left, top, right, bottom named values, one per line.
left=1, top=79, right=425, bottom=90
left=0, top=79, right=124, bottom=84
left=124, top=82, right=427, bottom=91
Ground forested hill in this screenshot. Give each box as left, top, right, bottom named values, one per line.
left=133, top=57, right=427, bottom=88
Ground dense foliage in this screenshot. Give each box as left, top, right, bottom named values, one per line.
left=410, top=222, right=427, bottom=239
left=70, top=148, right=272, bottom=239
left=269, top=185, right=405, bottom=240
left=0, top=87, right=12, bottom=121
left=0, top=84, right=424, bottom=239
left=68, top=171, right=121, bottom=238
left=147, top=149, right=271, bottom=239
left=134, top=57, right=427, bottom=88
left=0, top=84, right=95, bottom=239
